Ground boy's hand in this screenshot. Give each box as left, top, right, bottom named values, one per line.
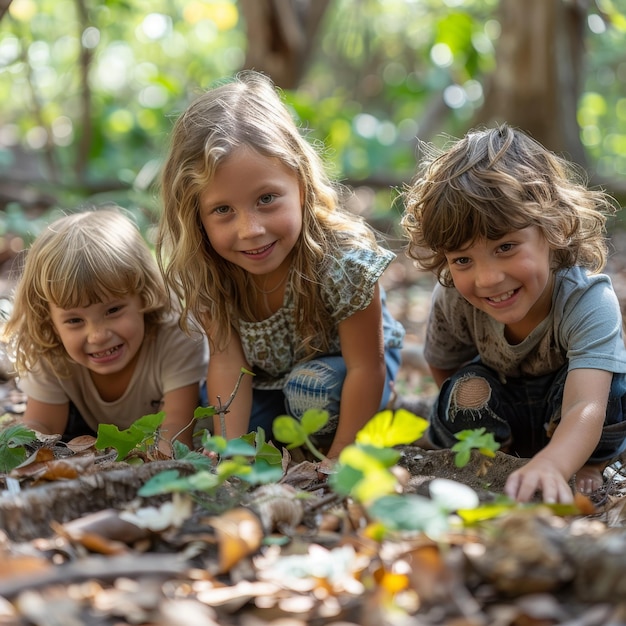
left=504, top=456, right=574, bottom=504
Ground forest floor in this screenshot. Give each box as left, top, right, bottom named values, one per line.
left=1, top=234, right=626, bottom=624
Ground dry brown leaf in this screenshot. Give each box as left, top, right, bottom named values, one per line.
left=206, top=507, right=264, bottom=574
left=0, top=553, right=51, bottom=580
left=65, top=435, right=97, bottom=453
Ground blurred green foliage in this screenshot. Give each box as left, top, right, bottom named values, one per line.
left=0, top=0, right=625, bottom=238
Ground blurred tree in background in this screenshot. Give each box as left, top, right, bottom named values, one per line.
left=0, top=0, right=625, bottom=251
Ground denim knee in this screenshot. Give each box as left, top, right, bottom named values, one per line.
left=429, top=366, right=512, bottom=449
left=283, top=358, right=343, bottom=435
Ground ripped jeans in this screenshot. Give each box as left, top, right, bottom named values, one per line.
left=249, top=346, right=402, bottom=449
left=428, top=361, right=626, bottom=462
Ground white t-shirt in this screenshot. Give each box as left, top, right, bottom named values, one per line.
left=19, top=314, right=209, bottom=432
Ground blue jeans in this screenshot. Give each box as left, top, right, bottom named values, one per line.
left=429, top=361, right=626, bottom=462
left=249, top=345, right=402, bottom=447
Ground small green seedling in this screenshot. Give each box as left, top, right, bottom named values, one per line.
left=272, top=408, right=330, bottom=461
left=451, top=427, right=500, bottom=468
left=96, top=412, right=166, bottom=461
left=138, top=427, right=283, bottom=498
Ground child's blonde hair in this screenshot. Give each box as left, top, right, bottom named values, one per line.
left=4, top=208, right=168, bottom=376
left=157, top=70, right=378, bottom=357
left=402, top=124, right=616, bottom=287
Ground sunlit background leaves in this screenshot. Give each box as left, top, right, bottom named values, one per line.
left=0, top=0, right=625, bottom=239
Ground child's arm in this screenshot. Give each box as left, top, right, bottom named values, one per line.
left=207, top=331, right=253, bottom=441
left=504, top=367, right=612, bottom=503
left=160, top=383, right=203, bottom=449
left=22, top=398, right=69, bottom=435
left=428, top=365, right=458, bottom=388
left=327, top=283, right=386, bottom=460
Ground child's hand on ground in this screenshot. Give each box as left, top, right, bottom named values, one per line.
left=504, top=456, right=574, bottom=504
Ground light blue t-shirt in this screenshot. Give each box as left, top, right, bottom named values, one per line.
left=424, top=266, right=626, bottom=379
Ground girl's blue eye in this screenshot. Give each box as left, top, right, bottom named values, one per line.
left=214, top=205, right=230, bottom=215
left=259, top=193, right=274, bottom=205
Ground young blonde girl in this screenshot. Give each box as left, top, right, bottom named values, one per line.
left=402, top=124, right=626, bottom=503
left=3, top=208, right=208, bottom=449
left=157, top=70, right=405, bottom=463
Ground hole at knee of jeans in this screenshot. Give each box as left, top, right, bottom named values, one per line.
left=451, top=376, right=491, bottom=410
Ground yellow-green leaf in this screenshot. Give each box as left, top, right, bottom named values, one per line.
left=356, top=409, right=428, bottom=447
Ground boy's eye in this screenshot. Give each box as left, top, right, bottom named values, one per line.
left=451, top=256, right=470, bottom=266
left=65, top=318, right=83, bottom=325
left=106, top=305, right=124, bottom=315
left=499, top=242, right=514, bottom=252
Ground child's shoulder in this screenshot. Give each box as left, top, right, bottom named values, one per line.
left=556, top=266, right=612, bottom=292
left=555, top=267, right=618, bottom=310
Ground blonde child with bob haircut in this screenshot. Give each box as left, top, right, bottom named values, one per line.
left=157, top=70, right=405, bottom=464
left=3, top=208, right=208, bottom=449
left=402, top=123, right=626, bottom=504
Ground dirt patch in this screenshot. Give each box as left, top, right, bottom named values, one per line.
left=397, top=446, right=530, bottom=500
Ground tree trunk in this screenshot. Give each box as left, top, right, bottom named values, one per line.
left=240, top=0, right=331, bottom=88
left=0, top=0, right=12, bottom=22
left=473, top=0, right=589, bottom=167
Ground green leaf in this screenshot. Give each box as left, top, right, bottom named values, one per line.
left=272, top=415, right=307, bottom=447
left=255, top=442, right=283, bottom=466
left=173, top=441, right=214, bottom=470
left=0, top=424, right=36, bottom=472
left=242, top=459, right=284, bottom=484
left=368, top=494, right=449, bottom=537
left=96, top=424, right=143, bottom=461
left=453, top=448, right=471, bottom=468
left=338, top=443, right=400, bottom=472
left=194, top=406, right=217, bottom=419
left=131, top=412, right=166, bottom=436
left=216, top=458, right=251, bottom=480
left=300, top=409, right=329, bottom=435
left=329, top=464, right=364, bottom=496
left=356, top=409, right=428, bottom=447
left=221, top=438, right=257, bottom=457
left=351, top=467, right=399, bottom=503
left=201, top=434, right=227, bottom=454
left=456, top=503, right=515, bottom=524
left=451, top=427, right=500, bottom=468
left=138, top=469, right=187, bottom=496
left=95, top=412, right=166, bottom=461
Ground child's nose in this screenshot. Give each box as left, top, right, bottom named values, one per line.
left=475, top=264, right=504, bottom=289
left=87, top=324, right=111, bottom=344
left=238, top=211, right=265, bottom=238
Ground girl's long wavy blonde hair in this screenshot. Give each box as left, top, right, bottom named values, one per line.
left=3, top=208, right=169, bottom=376
left=401, top=124, right=617, bottom=287
left=157, top=70, right=379, bottom=357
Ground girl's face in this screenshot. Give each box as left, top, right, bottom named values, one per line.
left=49, top=294, right=145, bottom=380
left=199, top=147, right=303, bottom=284
left=444, top=226, right=553, bottom=342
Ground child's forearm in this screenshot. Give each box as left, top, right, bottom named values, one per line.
left=326, top=368, right=384, bottom=458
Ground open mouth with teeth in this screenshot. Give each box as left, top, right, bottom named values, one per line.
left=90, top=345, right=122, bottom=359
left=243, top=242, right=274, bottom=256
left=487, top=289, right=517, bottom=303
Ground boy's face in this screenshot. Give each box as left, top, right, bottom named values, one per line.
left=49, top=294, right=145, bottom=383
left=444, top=226, right=553, bottom=342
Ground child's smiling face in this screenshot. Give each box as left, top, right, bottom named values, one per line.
left=198, top=146, right=303, bottom=287
left=49, top=294, right=145, bottom=378
left=444, top=226, right=554, bottom=343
